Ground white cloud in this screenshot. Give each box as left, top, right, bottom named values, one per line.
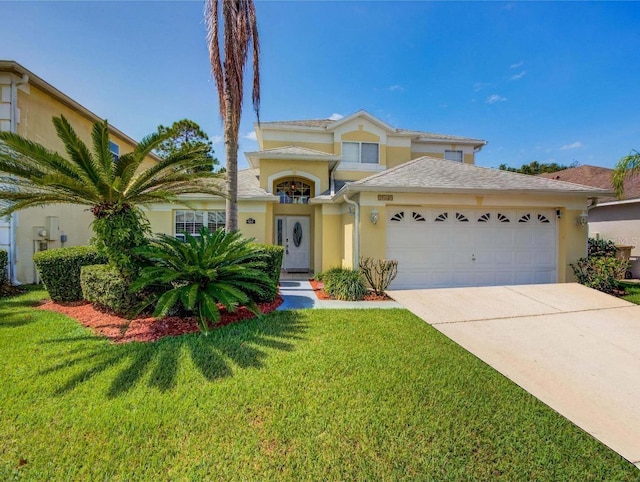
left=510, top=61, right=524, bottom=69
left=243, top=131, right=257, bottom=141
left=211, top=135, right=223, bottom=145
left=510, top=70, right=526, bottom=80
left=328, top=113, right=344, bottom=121
left=486, top=94, right=507, bottom=104
left=388, top=84, right=404, bottom=92
left=473, top=81, right=491, bottom=92
left=561, top=141, right=582, bottom=150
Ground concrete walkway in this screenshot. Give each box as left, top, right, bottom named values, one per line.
left=390, top=283, right=640, bottom=469
left=277, top=280, right=401, bottom=310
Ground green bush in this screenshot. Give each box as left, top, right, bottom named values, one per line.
left=571, top=256, right=629, bottom=294
left=314, top=266, right=344, bottom=283
left=0, top=249, right=7, bottom=285
left=323, top=268, right=368, bottom=301
left=588, top=238, right=618, bottom=258
left=248, top=244, right=284, bottom=302
left=33, top=246, right=107, bottom=302
left=81, top=264, right=137, bottom=315
left=131, top=228, right=274, bottom=333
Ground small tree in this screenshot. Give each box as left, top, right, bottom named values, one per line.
left=359, top=257, right=398, bottom=296
left=612, top=149, right=640, bottom=198
left=155, top=119, right=219, bottom=173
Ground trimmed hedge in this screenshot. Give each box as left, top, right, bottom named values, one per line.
left=248, top=244, right=284, bottom=302
left=33, top=246, right=107, bottom=302
left=571, top=256, right=628, bottom=294
left=81, top=264, right=137, bottom=315
left=0, top=249, right=7, bottom=285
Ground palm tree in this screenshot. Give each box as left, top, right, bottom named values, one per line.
left=0, top=115, right=224, bottom=274
left=612, top=149, right=640, bottom=198
left=205, top=0, right=260, bottom=232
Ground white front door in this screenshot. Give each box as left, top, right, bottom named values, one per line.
left=275, top=216, right=310, bottom=272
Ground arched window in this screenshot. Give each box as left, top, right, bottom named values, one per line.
left=275, top=178, right=312, bottom=204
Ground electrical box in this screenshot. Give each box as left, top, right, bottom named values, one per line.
left=46, top=216, right=59, bottom=241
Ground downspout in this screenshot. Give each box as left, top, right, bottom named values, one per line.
left=343, top=193, right=359, bottom=270
left=329, top=163, right=338, bottom=195
left=8, top=74, right=29, bottom=285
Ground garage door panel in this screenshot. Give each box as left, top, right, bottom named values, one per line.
left=387, top=208, right=557, bottom=289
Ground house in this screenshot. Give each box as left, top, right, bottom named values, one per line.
left=540, top=165, right=640, bottom=277
left=2, top=61, right=609, bottom=289
left=0, top=60, right=156, bottom=283
left=146, top=111, right=608, bottom=289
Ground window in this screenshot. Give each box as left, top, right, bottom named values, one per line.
left=275, top=179, right=312, bottom=204
left=444, top=150, right=463, bottom=163
left=174, top=210, right=225, bottom=239
left=342, top=142, right=379, bottom=164
left=109, top=141, right=120, bottom=162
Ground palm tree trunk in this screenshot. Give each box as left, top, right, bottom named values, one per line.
left=224, top=89, right=238, bottom=232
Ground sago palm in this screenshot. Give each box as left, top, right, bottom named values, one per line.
left=205, top=0, right=260, bottom=232
left=131, top=228, right=274, bottom=333
left=0, top=115, right=224, bottom=272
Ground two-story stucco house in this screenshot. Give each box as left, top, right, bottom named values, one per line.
left=145, top=110, right=607, bottom=289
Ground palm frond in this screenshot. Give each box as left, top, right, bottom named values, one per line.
left=612, top=149, right=640, bottom=198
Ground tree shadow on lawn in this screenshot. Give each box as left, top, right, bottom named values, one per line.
left=38, top=310, right=307, bottom=398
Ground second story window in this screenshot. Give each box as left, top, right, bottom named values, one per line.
left=109, top=141, right=120, bottom=162
left=342, top=142, right=379, bottom=164
left=444, top=150, right=463, bottom=162
left=275, top=179, right=311, bottom=204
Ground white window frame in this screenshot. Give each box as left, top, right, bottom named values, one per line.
left=109, top=141, right=120, bottom=161
left=174, top=210, right=226, bottom=240
left=342, top=141, right=379, bottom=164
left=444, top=150, right=463, bottom=163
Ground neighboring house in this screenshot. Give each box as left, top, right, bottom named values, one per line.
left=540, top=165, right=640, bottom=277
left=1, top=61, right=609, bottom=289
left=0, top=60, right=156, bottom=283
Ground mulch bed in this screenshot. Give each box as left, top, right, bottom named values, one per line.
left=309, top=279, right=392, bottom=301
left=37, top=296, right=283, bottom=344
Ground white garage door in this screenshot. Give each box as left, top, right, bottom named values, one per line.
left=386, top=207, right=557, bottom=289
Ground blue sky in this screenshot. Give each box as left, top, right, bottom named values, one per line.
left=2, top=1, right=639, bottom=170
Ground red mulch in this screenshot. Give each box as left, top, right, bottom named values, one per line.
left=308, top=279, right=392, bottom=301
left=37, top=296, right=283, bottom=344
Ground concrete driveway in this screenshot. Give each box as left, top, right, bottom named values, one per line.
left=389, top=283, right=640, bottom=468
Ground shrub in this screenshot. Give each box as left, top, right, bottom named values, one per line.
left=359, top=257, right=398, bottom=295
left=131, top=228, right=274, bottom=333
left=33, top=246, right=107, bottom=302
left=248, top=244, right=284, bottom=302
left=314, top=266, right=344, bottom=283
left=0, top=249, right=7, bottom=285
left=323, top=268, right=368, bottom=301
left=81, top=264, right=137, bottom=315
left=91, top=207, right=151, bottom=278
left=588, top=238, right=618, bottom=258
left=570, top=256, right=629, bottom=294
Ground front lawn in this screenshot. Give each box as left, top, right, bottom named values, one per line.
left=0, top=287, right=636, bottom=480
left=621, top=281, right=640, bottom=304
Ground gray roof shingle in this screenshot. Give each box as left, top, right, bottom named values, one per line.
left=349, top=156, right=611, bottom=195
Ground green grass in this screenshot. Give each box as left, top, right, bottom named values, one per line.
left=621, top=281, right=640, bottom=304
left=0, top=287, right=636, bottom=480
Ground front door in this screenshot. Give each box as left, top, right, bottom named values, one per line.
left=275, top=216, right=310, bottom=272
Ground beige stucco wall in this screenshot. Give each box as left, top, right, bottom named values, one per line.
left=6, top=83, right=149, bottom=283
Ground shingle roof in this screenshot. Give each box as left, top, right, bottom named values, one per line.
left=248, top=145, right=339, bottom=159
left=348, top=156, right=611, bottom=195
left=237, top=168, right=278, bottom=200
left=538, top=165, right=640, bottom=202
left=260, top=117, right=484, bottom=144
